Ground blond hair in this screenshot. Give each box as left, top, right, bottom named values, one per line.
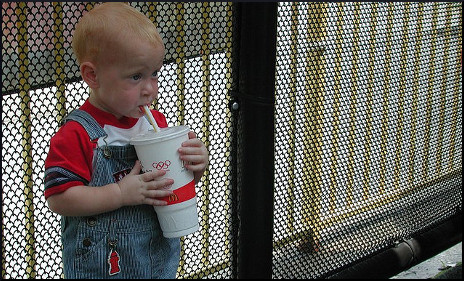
left=72, top=2, right=164, bottom=65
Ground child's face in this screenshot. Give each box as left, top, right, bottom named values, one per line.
left=90, top=39, right=165, bottom=120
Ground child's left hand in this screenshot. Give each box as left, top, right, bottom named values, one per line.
left=178, top=131, right=209, bottom=184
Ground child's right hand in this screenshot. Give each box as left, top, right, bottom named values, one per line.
left=117, top=160, right=174, bottom=206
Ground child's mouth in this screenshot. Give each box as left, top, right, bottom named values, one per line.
left=139, top=105, right=149, bottom=113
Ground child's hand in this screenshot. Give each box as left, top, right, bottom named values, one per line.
left=178, top=131, right=209, bottom=184
left=117, top=160, right=174, bottom=206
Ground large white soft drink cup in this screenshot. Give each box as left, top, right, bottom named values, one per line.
left=130, top=125, right=199, bottom=238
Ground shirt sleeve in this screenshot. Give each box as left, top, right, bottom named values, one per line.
left=44, top=121, right=95, bottom=199
left=151, top=110, right=168, bottom=128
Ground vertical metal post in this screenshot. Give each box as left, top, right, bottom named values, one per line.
left=53, top=2, right=67, bottom=123
left=199, top=0, right=212, bottom=270
left=300, top=2, right=327, bottom=248
left=16, top=2, right=37, bottom=278
left=174, top=2, right=187, bottom=125
left=236, top=2, right=278, bottom=279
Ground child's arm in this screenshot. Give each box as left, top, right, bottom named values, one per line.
left=178, top=131, right=209, bottom=184
left=47, top=161, right=174, bottom=217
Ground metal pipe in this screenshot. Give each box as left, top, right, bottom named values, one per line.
left=327, top=213, right=462, bottom=279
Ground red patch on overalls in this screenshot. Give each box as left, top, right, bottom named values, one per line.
left=113, top=168, right=131, bottom=183
left=108, top=249, right=120, bottom=276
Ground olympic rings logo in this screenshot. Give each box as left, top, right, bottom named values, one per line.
left=152, top=160, right=171, bottom=171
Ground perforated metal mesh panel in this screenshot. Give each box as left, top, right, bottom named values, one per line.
left=272, top=2, right=461, bottom=278
left=2, top=2, right=234, bottom=278
left=2, top=2, right=462, bottom=279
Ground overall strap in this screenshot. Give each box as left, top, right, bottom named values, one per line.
left=61, top=109, right=107, bottom=140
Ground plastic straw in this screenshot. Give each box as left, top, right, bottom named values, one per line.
left=141, top=105, right=160, bottom=132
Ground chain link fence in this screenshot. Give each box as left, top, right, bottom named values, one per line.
left=2, top=2, right=462, bottom=279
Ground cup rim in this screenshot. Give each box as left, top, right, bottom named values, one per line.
left=130, top=125, right=190, bottom=145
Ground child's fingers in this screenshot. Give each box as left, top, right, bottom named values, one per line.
left=129, top=160, right=142, bottom=175
left=188, top=131, right=197, bottom=139
left=143, top=189, right=172, bottom=200
left=146, top=198, right=169, bottom=206
left=180, top=154, right=206, bottom=164
left=144, top=177, right=174, bottom=191
left=139, top=169, right=166, bottom=182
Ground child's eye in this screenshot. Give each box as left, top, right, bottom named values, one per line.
left=152, top=71, right=159, bottom=78
left=132, top=74, right=142, bottom=81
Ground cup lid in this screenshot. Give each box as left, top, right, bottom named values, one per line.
left=130, top=125, right=190, bottom=145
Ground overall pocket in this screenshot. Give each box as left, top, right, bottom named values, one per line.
left=74, top=217, right=110, bottom=278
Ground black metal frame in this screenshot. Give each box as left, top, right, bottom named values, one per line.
left=234, top=2, right=278, bottom=279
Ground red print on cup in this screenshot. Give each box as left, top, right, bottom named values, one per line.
left=152, top=160, right=171, bottom=171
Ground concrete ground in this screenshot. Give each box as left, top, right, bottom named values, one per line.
left=391, top=242, right=462, bottom=279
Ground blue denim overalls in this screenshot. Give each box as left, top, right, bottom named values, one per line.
left=60, top=109, right=180, bottom=279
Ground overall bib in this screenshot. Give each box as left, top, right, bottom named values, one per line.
left=60, top=109, right=180, bottom=279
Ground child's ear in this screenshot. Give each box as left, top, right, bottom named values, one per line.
left=80, top=62, right=99, bottom=89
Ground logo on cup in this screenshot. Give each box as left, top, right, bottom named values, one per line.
left=169, top=193, right=179, bottom=203
left=152, top=160, right=171, bottom=171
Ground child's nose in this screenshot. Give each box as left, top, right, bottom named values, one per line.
left=142, top=81, right=157, bottom=96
